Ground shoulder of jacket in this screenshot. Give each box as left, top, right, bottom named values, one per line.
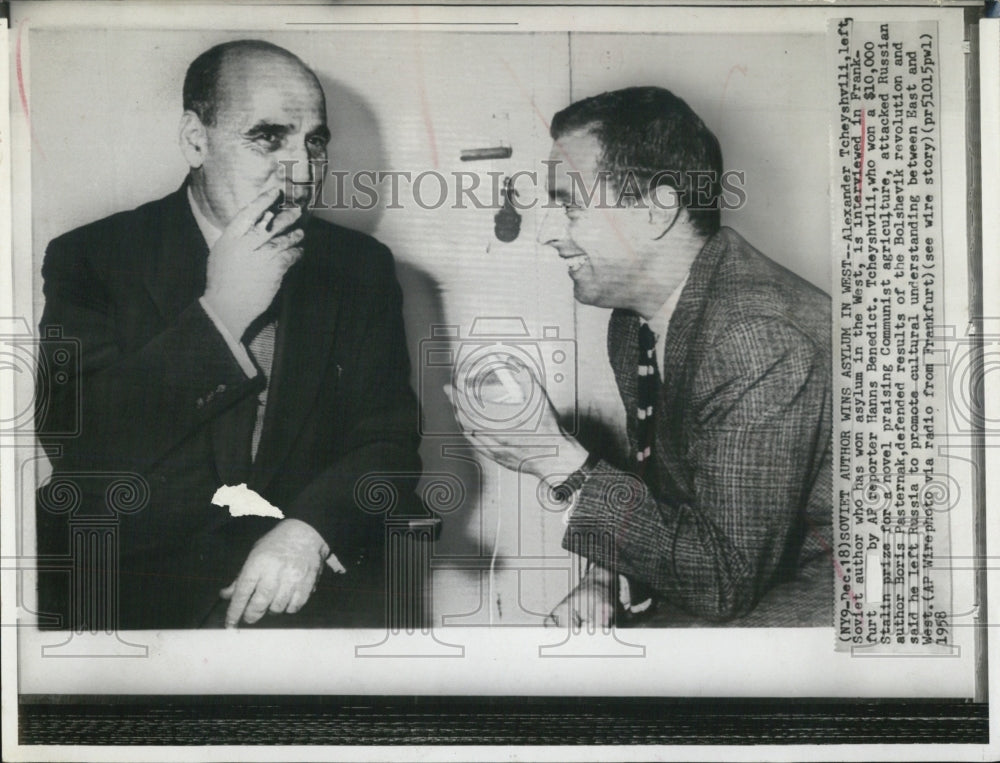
left=702, top=229, right=830, bottom=339
left=47, top=193, right=176, bottom=255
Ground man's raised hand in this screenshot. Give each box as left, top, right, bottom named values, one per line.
left=202, top=187, right=304, bottom=339
left=443, top=378, right=589, bottom=482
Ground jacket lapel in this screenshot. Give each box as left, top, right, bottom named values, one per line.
left=661, top=228, right=730, bottom=402
left=652, top=229, right=731, bottom=500
left=607, top=309, right=641, bottom=454
left=250, top=224, right=341, bottom=492
left=141, top=184, right=210, bottom=323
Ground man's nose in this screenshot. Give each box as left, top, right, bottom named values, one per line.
left=282, top=142, right=316, bottom=184
left=536, top=208, right=565, bottom=247
left=278, top=144, right=322, bottom=206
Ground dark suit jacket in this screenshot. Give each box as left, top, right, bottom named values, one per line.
left=564, top=227, right=833, bottom=624
left=36, top=184, right=422, bottom=629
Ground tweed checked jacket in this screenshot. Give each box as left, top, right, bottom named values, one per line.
left=564, top=227, right=833, bottom=622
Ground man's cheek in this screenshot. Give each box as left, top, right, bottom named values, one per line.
left=570, top=226, right=600, bottom=256
left=237, top=171, right=281, bottom=210
left=233, top=154, right=282, bottom=194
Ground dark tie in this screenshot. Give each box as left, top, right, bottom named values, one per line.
left=245, top=319, right=277, bottom=462
left=619, top=321, right=659, bottom=620
left=636, top=322, right=659, bottom=465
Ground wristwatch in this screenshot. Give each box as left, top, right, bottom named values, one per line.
left=550, top=452, right=601, bottom=504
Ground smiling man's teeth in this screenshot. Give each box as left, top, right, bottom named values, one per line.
left=565, top=254, right=588, bottom=274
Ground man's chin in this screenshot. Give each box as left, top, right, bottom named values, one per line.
left=571, top=281, right=598, bottom=306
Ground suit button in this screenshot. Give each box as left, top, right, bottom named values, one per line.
left=196, top=397, right=204, bottom=409
left=216, top=384, right=227, bottom=393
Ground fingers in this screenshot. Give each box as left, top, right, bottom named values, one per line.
left=261, top=227, right=305, bottom=256
left=241, top=574, right=316, bottom=622
left=277, top=246, right=304, bottom=269
left=224, top=572, right=258, bottom=629
left=248, top=208, right=303, bottom=250
left=269, top=585, right=294, bottom=614
left=266, top=206, right=303, bottom=237
left=225, top=573, right=288, bottom=625
left=546, top=568, right=615, bottom=632
left=268, top=570, right=316, bottom=615
left=544, top=605, right=564, bottom=628
left=286, top=587, right=310, bottom=615
left=223, top=564, right=318, bottom=627
left=257, top=211, right=276, bottom=232
left=232, top=187, right=282, bottom=234
left=547, top=600, right=584, bottom=631
left=242, top=582, right=276, bottom=624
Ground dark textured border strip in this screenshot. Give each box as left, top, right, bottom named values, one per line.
left=18, top=697, right=987, bottom=745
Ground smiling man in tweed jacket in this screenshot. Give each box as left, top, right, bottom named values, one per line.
left=455, top=86, right=833, bottom=627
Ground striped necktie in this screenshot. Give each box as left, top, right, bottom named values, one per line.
left=636, top=322, right=658, bottom=465
left=619, top=321, right=660, bottom=619
left=246, top=320, right=277, bottom=461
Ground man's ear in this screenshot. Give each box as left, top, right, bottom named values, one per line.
left=646, top=185, right=683, bottom=241
left=179, top=111, right=208, bottom=169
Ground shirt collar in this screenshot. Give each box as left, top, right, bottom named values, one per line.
left=187, top=186, right=224, bottom=249
left=641, top=272, right=690, bottom=344
left=640, top=272, right=690, bottom=379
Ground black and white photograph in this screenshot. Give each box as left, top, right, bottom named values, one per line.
left=1, top=0, right=994, bottom=758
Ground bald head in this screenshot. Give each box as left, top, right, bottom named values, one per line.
left=183, top=40, right=324, bottom=127
left=179, top=39, right=329, bottom=229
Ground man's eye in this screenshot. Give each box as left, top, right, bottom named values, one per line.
left=306, top=137, right=329, bottom=155
left=253, top=132, right=283, bottom=149
left=563, top=204, right=582, bottom=216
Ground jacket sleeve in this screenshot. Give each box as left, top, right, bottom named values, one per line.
left=280, top=246, right=423, bottom=554
left=36, top=234, right=261, bottom=475
left=563, top=317, right=831, bottom=620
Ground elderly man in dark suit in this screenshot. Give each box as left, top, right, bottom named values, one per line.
left=36, top=40, right=421, bottom=630
left=454, top=86, right=832, bottom=627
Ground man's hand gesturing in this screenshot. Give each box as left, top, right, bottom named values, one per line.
left=202, top=187, right=305, bottom=339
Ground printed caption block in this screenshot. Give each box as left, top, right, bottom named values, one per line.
left=829, top=18, right=955, bottom=655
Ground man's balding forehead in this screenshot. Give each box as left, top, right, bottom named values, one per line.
left=221, top=41, right=312, bottom=74
left=183, top=39, right=323, bottom=125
